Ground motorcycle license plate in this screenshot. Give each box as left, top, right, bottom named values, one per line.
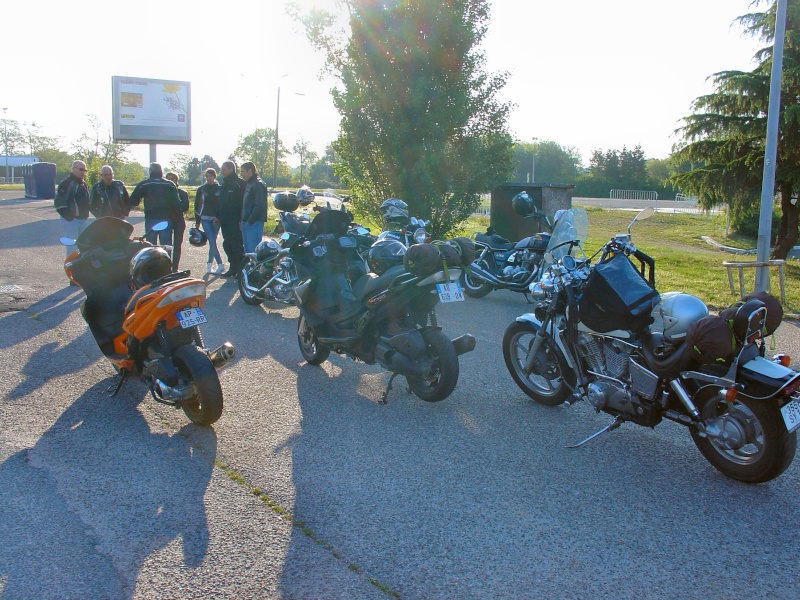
left=177, top=307, right=207, bottom=329
left=436, top=282, right=464, bottom=303
left=780, top=398, right=800, bottom=433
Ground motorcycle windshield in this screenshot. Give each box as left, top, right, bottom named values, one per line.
left=75, top=216, right=133, bottom=250
left=545, top=207, right=588, bottom=260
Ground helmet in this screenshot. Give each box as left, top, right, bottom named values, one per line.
left=379, top=198, right=409, bottom=228
left=296, top=185, right=315, bottom=206
left=273, top=191, right=299, bottom=212
left=656, top=292, right=709, bottom=342
left=512, top=191, right=534, bottom=216
left=368, top=239, right=407, bottom=275
left=255, top=238, right=281, bottom=262
left=188, top=225, right=207, bottom=247
left=130, top=246, right=172, bottom=288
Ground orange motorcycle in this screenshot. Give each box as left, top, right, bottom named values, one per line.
left=62, top=217, right=234, bottom=426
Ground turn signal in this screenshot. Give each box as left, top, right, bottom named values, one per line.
left=774, top=354, right=791, bottom=367
left=725, top=387, right=739, bottom=403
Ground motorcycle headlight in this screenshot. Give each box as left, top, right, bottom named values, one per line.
left=529, top=282, right=546, bottom=298
left=413, top=228, right=428, bottom=244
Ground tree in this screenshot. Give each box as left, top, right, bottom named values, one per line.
left=298, top=0, right=514, bottom=238
left=574, top=145, right=649, bottom=197
left=671, top=0, right=800, bottom=259
left=1, top=118, right=27, bottom=156
left=511, top=139, right=582, bottom=184
left=292, top=138, right=318, bottom=185
left=230, top=128, right=290, bottom=187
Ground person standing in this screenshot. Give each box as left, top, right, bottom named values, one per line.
left=217, top=161, right=245, bottom=277
left=129, top=163, right=181, bottom=245
left=54, top=160, right=91, bottom=256
left=88, top=165, right=130, bottom=219
left=194, top=168, right=225, bottom=275
left=240, top=162, right=267, bottom=255
left=164, top=172, right=189, bottom=272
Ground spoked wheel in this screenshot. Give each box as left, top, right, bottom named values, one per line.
left=460, top=260, right=494, bottom=298
left=502, top=321, right=570, bottom=405
left=690, top=389, right=796, bottom=483
left=238, top=257, right=265, bottom=305
left=297, top=315, right=330, bottom=365
left=174, top=344, right=223, bottom=426
left=406, top=330, right=459, bottom=402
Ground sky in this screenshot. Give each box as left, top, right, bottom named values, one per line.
left=3, top=0, right=767, bottom=171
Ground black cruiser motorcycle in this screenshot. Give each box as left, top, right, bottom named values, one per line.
left=503, top=208, right=799, bottom=483
left=290, top=208, right=475, bottom=403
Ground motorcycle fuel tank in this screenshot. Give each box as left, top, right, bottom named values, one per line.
left=514, top=233, right=550, bottom=252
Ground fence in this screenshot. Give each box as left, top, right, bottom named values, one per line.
left=610, top=189, right=658, bottom=201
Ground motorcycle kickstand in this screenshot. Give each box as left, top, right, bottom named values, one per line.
left=379, top=373, right=400, bottom=405
left=566, top=415, right=626, bottom=449
left=107, top=369, right=128, bottom=397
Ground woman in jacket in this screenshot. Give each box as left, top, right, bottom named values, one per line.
left=194, top=168, right=224, bottom=274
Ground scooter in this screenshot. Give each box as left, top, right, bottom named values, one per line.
left=62, top=217, right=234, bottom=426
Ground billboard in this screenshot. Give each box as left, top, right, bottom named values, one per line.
left=112, top=76, right=191, bottom=144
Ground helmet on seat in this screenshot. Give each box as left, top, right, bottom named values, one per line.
left=657, top=292, right=709, bottom=342
left=368, top=239, right=407, bottom=275
left=273, top=191, right=299, bottom=212
left=130, top=246, right=173, bottom=287
left=511, top=191, right=534, bottom=216
left=188, top=225, right=207, bottom=247
left=379, top=198, right=409, bottom=228
left=296, top=185, right=315, bottom=206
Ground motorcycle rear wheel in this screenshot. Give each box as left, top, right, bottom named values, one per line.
left=298, top=316, right=330, bottom=365
left=174, top=344, right=224, bottom=426
left=503, top=321, right=570, bottom=405
left=238, top=258, right=266, bottom=306
left=690, top=391, right=796, bottom=483
left=460, top=260, right=494, bottom=299
left=406, top=329, right=459, bottom=402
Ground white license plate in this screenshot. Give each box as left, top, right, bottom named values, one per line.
left=436, top=282, right=464, bottom=303
left=177, top=307, right=207, bottom=329
left=780, top=398, right=800, bottom=433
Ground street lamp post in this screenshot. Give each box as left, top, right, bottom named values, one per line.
left=2, top=108, right=8, bottom=185
left=273, top=74, right=289, bottom=192
left=530, top=136, right=538, bottom=184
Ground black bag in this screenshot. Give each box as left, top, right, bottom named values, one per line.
left=404, top=243, right=443, bottom=278
left=719, top=291, right=782, bottom=336
left=686, top=315, right=736, bottom=366
left=579, top=253, right=660, bottom=333
left=446, top=237, right=476, bottom=266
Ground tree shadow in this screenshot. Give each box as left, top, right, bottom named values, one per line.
left=0, top=381, right=216, bottom=599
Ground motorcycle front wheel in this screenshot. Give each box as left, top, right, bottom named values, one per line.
left=298, top=315, right=330, bottom=365
left=460, top=260, right=494, bottom=299
left=406, top=329, right=459, bottom=402
left=174, top=344, right=224, bottom=426
left=238, top=258, right=265, bottom=306
left=503, top=321, right=570, bottom=405
left=690, top=390, right=796, bottom=483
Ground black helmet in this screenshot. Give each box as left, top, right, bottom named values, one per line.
left=368, top=239, right=406, bottom=275
left=379, top=198, right=409, bottom=228
left=273, top=191, right=299, bottom=212
left=255, top=238, right=281, bottom=262
left=188, top=225, right=207, bottom=247
left=296, top=185, right=315, bottom=206
left=512, top=191, right=534, bottom=216
left=130, top=246, right=172, bottom=287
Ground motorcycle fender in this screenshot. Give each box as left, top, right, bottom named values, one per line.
left=294, top=279, right=311, bottom=304
left=514, top=313, right=577, bottom=371
left=740, top=356, right=800, bottom=398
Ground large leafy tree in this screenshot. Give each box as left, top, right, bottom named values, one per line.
left=297, top=0, right=514, bottom=237
left=230, top=127, right=291, bottom=187
left=574, top=145, right=649, bottom=197
left=672, top=0, right=800, bottom=259
left=511, top=139, right=582, bottom=185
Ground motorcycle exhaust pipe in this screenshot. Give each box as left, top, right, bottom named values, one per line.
left=451, top=334, right=476, bottom=356
left=466, top=264, right=502, bottom=286
left=207, top=342, right=236, bottom=369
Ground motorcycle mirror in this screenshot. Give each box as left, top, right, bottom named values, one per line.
left=59, top=237, right=76, bottom=246
left=627, top=207, right=655, bottom=234
left=145, top=221, right=170, bottom=236
left=544, top=252, right=555, bottom=265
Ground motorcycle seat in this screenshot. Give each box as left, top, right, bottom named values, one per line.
left=475, top=232, right=514, bottom=251
left=352, top=265, right=408, bottom=303
left=83, top=284, right=135, bottom=356
left=639, top=331, right=694, bottom=379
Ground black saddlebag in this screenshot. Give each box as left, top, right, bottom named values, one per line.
left=579, top=253, right=660, bottom=333
left=685, top=315, right=735, bottom=366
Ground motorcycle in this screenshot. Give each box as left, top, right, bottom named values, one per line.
left=502, top=207, right=799, bottom=483
left=290, top=207, right=475, bottom=403
left=62, top=217, right=235, bottom=426
left=460, top=194, right=585, bottom=300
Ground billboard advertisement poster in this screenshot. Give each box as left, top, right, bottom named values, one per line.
left=112, top=76, right=191, bottom=144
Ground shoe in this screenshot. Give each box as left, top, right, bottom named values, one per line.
left=221, top=270, right=236, bottom=278
left=206, top=262, right=213, bottom=274
left=213, top=264, right=225, bottom=275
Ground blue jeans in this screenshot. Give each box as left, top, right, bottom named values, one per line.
left=144, top=218, right=173, bottom=245
left=200, top=218, right=222, bottom=265
left=241, top=221, right=264, bottom=254
left=61, top=217, right=89, bottom=256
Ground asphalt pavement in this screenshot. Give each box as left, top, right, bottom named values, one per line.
left=1, top=191, right=799, bottom=599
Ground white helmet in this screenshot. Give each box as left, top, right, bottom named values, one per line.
left=656, top=292, right=709, bottom=342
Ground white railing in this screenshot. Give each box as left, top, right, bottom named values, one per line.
left=610, top=189, right=658, bottom=201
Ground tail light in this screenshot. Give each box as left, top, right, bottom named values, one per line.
left=156, top=283, right=207, bottom=307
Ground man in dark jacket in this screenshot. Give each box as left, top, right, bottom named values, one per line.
left=89, top=165, right=130, bottom=219
left=240, top=161, right=267, bottom=254
left=217, top=161, right=245, bottom=277
left=129, top=163, right=181, bottom=245
left=164, top=172, right=189, bottom=272
left=55, top=160, right=91, bottom=256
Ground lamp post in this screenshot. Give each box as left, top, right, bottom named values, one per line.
left=2, top=108, right=8, bottom=185
left=273, top=74, right=289, bottom=192
left=530, top=136, right=538, bottom=184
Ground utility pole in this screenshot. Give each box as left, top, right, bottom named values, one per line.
left=2, top=108, right=8, bottom=184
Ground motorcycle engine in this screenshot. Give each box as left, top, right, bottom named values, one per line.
left=576, top=333, right=633, bottom=412
left=502, top=250, right=540, bottom=282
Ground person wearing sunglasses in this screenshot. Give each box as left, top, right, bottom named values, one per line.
left=54, top=160, right=91, bottom=257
